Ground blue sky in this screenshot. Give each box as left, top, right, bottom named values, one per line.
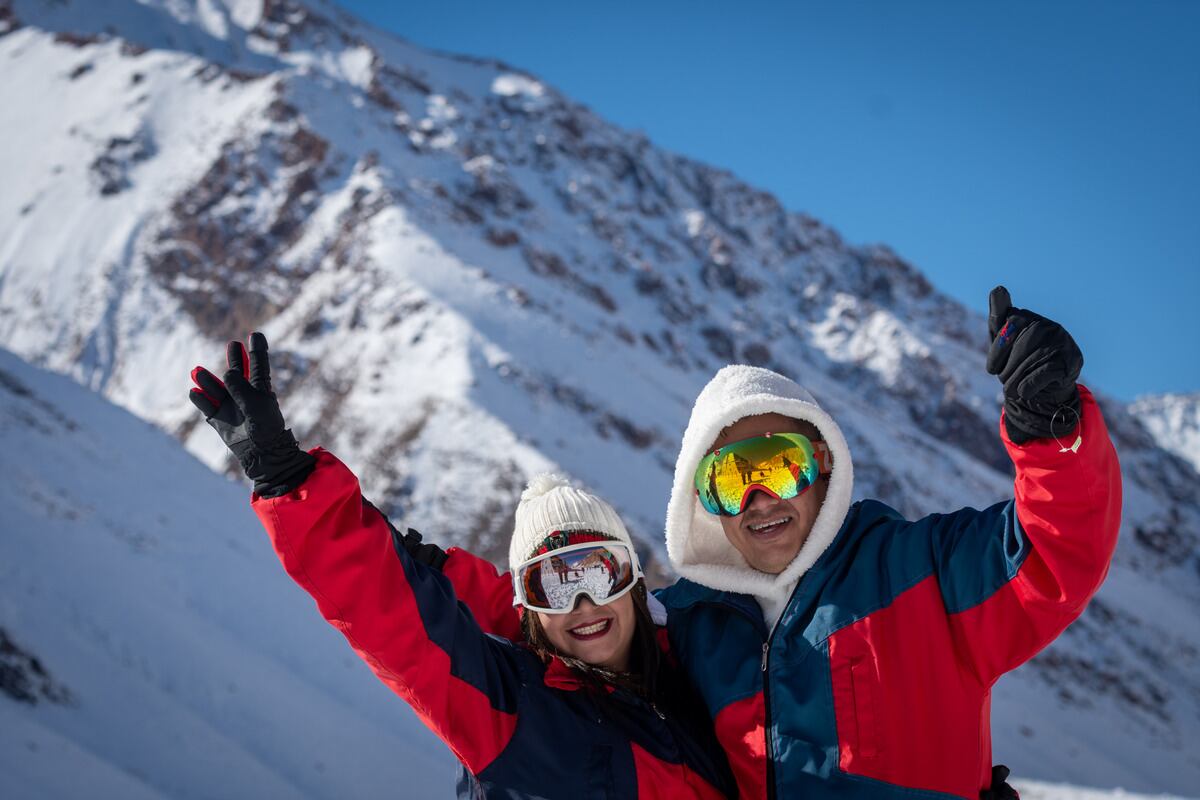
left=341, top=0, right=1199, bottom=402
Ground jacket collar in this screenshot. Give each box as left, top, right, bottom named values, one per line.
left=542, top=655, right=590, bottom=691
left=657, top=578, right=766, bottom=628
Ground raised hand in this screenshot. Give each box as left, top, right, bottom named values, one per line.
left=189, top=332, right=315, bottom=496
left=986, top=286, right=1083, bottom=444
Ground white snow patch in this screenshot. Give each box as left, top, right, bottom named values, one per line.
left=429, top=129, right=458, bottom=149
left=492, top=73, right=544, bottom=98
left=426, top=93, right=459, bottom=123
left=462, top=154, right=497, bottom=175
left=226, top=0, right=265, bottom=30
left=195, top=0, right=231, bottom=40
left=491, top=73, right=550, bottom=111
left=338, top=45, right=376, bottom=89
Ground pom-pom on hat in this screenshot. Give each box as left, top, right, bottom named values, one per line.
left=509, top=473, right=637, bottom=571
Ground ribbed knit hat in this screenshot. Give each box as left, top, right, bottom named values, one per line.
left=509, top=473, right=637, bottom=570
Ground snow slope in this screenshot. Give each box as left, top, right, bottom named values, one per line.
left=0, top=0, right=1198, bottom=793
left=0, top=347, right=456, bottom=798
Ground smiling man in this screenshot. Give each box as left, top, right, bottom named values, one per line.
left=687, top=413, right=835, bottom=621
left=653, top=287, right=1122, bottom=797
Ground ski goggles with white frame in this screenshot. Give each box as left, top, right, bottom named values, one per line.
left=512, top=537, right=642, bottom=615
left=694, top=431, right=833, bottom=516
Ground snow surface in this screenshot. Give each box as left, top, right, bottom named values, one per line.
left=0, top=348, right=456, bottom=798
left=1015, top=782, right=1189, bottom=800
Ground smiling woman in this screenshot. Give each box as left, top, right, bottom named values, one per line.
left=189, top=333, right=737, bottom=799
left=509, top=475, right=661, bottom=692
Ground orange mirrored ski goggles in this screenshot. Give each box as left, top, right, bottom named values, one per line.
left=694, top=432, right=832, bottom=516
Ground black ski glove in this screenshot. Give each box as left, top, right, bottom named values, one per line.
left=188, top=332, right=315, bottom=497
left=986, top=286, right=1083, bottom=445
left=980, top=764, right=1020, bottom=800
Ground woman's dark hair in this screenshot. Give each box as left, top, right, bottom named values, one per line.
left=521, top=579, right=663, bottom=700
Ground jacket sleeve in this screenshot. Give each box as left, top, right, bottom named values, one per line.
left=251, top=448, right=521, bottom=773
left=442, top=548, right=524, bottom=642
left=363, top=500, right=522, bottom=641
left=927, top=384, right=1122, bottom=684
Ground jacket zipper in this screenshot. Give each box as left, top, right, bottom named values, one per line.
left=693, top=565, right=822, bottom=800
left=761, top=638, right=776, bottom=800
left=760, top=575, right=813, bottom=800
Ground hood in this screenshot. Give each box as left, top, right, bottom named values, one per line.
left=664, top=365, right=855, bottom=604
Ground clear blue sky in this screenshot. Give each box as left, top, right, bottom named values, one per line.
left=341, top=0, right=1199, bottom=402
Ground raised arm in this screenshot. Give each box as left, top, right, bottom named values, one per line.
left=930, top=384, right=1121, bottom=682
left=254, top=450, right=522, bottom=772
left=367, top=501, right=523, bottom=642
left=190, top=334, right=521, bottom=772
left=441, top=548, right=523, bottom=641
left=926, top=288, right=1122, bottom=683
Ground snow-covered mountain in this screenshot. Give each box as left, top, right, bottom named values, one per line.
left=1131, top=393, right=1200, bottom=475
left=0, top=0, right=1198, bottom=794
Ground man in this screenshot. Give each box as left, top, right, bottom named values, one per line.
left=440, top=287, right=1118, bottom=798
left=648, top=286, right=1120, bottom=797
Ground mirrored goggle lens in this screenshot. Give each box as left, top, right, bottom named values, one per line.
left=694, top=433, right=820, bottom=516
left=518, top=543, right=637, bottom=613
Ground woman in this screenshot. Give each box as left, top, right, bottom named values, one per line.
left=189, top=334, right=735, bottom=799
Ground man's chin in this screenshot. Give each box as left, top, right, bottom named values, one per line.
left=740, top=528, right=808, bottom=574
left=744, top=542, right=805, bottom=574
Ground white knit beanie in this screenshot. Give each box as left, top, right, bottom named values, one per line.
left=508, top=473, right=637, bottom=570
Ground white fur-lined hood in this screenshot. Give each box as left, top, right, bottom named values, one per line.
left=664, top=365, right=855, bottom=609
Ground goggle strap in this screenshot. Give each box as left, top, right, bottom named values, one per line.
left=738, top=483, right=781, bottom=513
left=813, top=440, right=833, bottom=475
left=514, top=540, right=638, bottom=572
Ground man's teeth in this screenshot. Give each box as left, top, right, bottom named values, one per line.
left=570, top=620, right=610, bottom=636
left=749, top=517, right=791, bottom=532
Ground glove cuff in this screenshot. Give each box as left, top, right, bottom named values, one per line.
left=1004, top=387, right=1082, bottom=445
left=240, top=428, right=316, bottom=497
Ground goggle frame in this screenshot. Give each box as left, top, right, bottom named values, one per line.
left=512, top=540, right=643, bottom=615
left=694, top=431, right=832, bottom=517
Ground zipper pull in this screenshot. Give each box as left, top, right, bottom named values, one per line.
left=761, top=641, right=769, bottom=672
left=651, top=702, right=666, bottom=720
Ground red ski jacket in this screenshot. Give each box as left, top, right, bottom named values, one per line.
left=251, top=451, right=735, bottom=799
